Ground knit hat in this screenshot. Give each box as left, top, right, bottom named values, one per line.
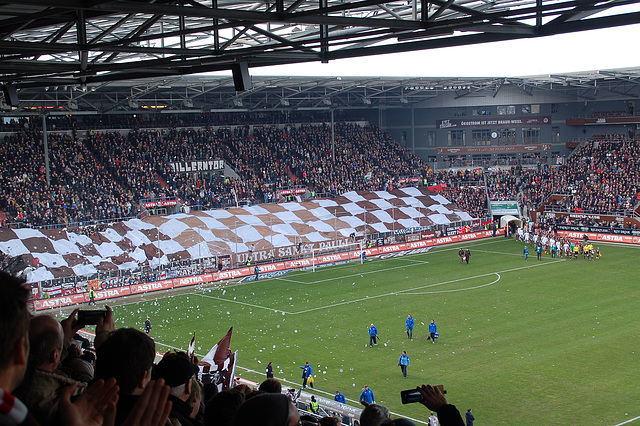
left=154, top=352, right=198, bottom=387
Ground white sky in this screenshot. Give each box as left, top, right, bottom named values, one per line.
left=247, top=23, right=640, bottom=78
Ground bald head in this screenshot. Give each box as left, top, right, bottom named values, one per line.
left=29, top=315, right=64, bottom=371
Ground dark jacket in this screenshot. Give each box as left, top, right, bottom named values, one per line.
left=115, top=394, right=139, bottom=426
left=465, top=410, right=475, bottom=426
left=167, top=395, right=202, bottom=426
left=436, top=404, right=465, bottom=426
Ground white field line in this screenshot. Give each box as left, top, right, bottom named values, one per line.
left=272, top=277, right=310, bottom=284
left=291, top=259, right=563, bottom=315
left=286, top=249, right=434, bottom=281
left=192, top=257, right=564, bottom=315
left=473, top=249, right=529, bottom=257
left=400, top=273, right=501, bottom=295
left=613, top=415, right=640, bottom=425
left=298, top=262, right=425, bottom=284
left=193, top=293, right=293, bottom=315
left=400, top=257, right=431, bottom=264
left=276, top=238, right=506, bottom=284
left=275, top=259, right=429, bottom=286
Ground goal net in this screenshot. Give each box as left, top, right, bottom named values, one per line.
left=311, top=240, right=365, bottom=272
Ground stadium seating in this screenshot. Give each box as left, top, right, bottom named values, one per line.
left=1, top=116, right=638, bottom=235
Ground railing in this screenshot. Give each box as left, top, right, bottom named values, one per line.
left=438, top=157, right=552, bottom=170
left=542, top=203, right=633, bottom=218
left=3, top=214, right=142, bottom=230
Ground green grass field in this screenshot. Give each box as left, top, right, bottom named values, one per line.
left=104, top=238, right=639, bottom=425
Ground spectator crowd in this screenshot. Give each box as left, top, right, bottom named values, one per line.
left=2, top=111, right=639, bottom=230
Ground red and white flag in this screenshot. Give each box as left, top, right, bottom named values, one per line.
left=199, top=327, right=236, bottom=392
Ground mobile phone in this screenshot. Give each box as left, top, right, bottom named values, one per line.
left=401, top=385, right=446, bottom=404
left=77, top=310, right=107, bottom=325
left=400, top=389, right=423, bottom=404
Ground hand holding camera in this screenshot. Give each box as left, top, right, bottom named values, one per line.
left=401, top=384, right=447, bottom=409
left=77, top=309, right=108, bottom=325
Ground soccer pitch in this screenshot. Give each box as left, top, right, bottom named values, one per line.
left=104, top=238, right=639, bottom=425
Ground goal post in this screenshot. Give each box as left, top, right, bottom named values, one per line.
left=311, top=240, right=365, bottom=272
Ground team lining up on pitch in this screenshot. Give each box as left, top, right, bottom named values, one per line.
left=514, top=221, right=603, bottom=261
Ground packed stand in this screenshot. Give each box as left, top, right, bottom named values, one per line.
left=0, top=130, right=136, bottom=227
left=86, top=123, right=441, bottom=209
left=14, top=117, right=621, bottom=227
left=0, top=122, right=503, bottom=226
left=478, top=135, right=639, bottom=217
left=555, top=136, right=639, bottom=215
left=485, top=167, right=523, bottom=201
left=87, top=130, right=176, bottom=202
left=425, top=169, right=487, bottom=219
left=145, top=127, right=264, bottom=208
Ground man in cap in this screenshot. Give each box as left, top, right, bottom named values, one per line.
left=155, top=351, right=202, bottom=426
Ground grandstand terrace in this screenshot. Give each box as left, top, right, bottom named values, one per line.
left=2, top=113, right=639, bottom=229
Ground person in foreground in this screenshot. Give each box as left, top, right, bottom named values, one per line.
left=356, top=383, right=464, bottom=426
left=0, top=270, right=116, bottom=426
left=0, top=271, right=173, bottom=426
left=154, top=352, right=201, bottom=426
left=232, top=393, right=300, bottom=426
left=417, top=384, right=465, bottom=426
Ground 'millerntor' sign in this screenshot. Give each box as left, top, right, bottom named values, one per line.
left=170, top=160, right=224, bottom=173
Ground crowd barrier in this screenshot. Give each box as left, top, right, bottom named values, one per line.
left=30, top=229, right=497, bottom=310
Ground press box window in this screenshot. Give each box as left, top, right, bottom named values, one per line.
left=447, top=130, right=465, bottom=146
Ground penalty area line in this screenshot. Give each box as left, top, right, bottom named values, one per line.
left=193, top=293, right=293, bottom=315
left=190, top=253, right=564, bottom=316
left=290, top=258, right=564, bottom=315
left=290, top=261, right=430, bottom=286
left=400, top=273, right=501, bottom=295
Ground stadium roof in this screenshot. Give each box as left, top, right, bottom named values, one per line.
left=5, top=68, right=640, bottom=113
left=1, top=0, right=640, bottom=90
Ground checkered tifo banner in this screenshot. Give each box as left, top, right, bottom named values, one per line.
left=33, top=230, right=495, bottom=310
